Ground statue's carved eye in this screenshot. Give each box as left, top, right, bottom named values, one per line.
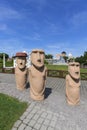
left=39, top=52, right=44, bottom=54
left=70, top=64, right=75, bottom=67
left=33, top=51, right=37, bottom=54
left=76, top=65, right=80, bottom=67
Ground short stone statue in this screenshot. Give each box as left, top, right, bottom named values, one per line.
left=66, top=62, right=81, bottom=105
left=28, top=49, right=47, bottom=100
left=15, top=52, right=28, bottom=90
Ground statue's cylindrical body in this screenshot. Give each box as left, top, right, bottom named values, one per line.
left=66, top=62, right=81, bottom=105
left=14, top=52, right=28, bottom=90
left=29, top=49, right=47, bottom=100
left=15, top=66, right=28, bottom=90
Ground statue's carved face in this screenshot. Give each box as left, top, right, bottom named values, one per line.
left=16, top=57, right=26, bottom=69
left=68, top=62, right=80, bottom=79
left=31, top=49, right=45, bottom=68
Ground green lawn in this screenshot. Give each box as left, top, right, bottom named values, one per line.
left=0, top=93, right=28, bottom=130
left=46, top=65, right=68, bottom=71
left=0, top=60, right=13, bottom=67
left=0, top=61, right=87, bottom=73
left=46, top=64, right=87, bottom=73
left=80, top=68, right=87, bottom=73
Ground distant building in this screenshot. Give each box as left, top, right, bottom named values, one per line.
left=67, top=53, right=74, bottom=62
left=46, top=53, right=67, bottom=65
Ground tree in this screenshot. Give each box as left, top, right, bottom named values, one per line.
left=0, top=53, right=9, bottom=59
left=45, top=54, right=53, bottom=59
left=63, top=56, right=68, bottom=62
left=75, top=51, right=87, bottom=64
left=84, top=51, right=87, bottom=57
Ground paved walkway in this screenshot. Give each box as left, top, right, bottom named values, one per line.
left=0, top=73, right=87, bottom=130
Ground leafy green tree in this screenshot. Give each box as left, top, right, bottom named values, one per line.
left=84, top=51, right=87, bottom=57
left=75, top=51, right=87, bottom=64
left=63, top=56, right=68, bottom=62
left=0, top=53, right=9, bottom=59
left=45, top=54, right=53, bottom=59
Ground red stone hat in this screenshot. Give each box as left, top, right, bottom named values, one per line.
left=13, top=52, right=27, bottom=58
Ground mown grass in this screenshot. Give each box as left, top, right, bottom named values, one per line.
left=46, top=64, right=87, bottom=73
left=0, top=60, right=13, bottom=67
left=80, top=68, right=87, bottom=73
left=46, top=65, right=68, bottom=71
left=0, top=93, right=28, bottom=130
left=0, top=60, right=87, bottom=73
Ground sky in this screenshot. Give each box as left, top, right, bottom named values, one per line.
left=0, top=0, right=87, bottom=58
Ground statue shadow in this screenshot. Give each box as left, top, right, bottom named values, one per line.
left=45, top=87, right=52, bottom=99
left=25, top=83, right=52, bottom=99
left=26, top=82, right=30, bottom=89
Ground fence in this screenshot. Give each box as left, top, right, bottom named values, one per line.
left=0, top=67, right=87, bottom=80
left=47, top=70, right=87, bottom=80
left=0, top=67, right=14, bottom=74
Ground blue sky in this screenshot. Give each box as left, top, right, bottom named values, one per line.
left=0, top=0, right=87, bottom=58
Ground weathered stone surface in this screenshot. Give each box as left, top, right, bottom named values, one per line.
left=66, top=62, right=81, bottom=105
left=29, top=49, right=47, bottom=100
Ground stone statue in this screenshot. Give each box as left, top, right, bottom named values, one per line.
left=28, top=49, right=47, bottom=100
left=15, top=52, right=28, bottom=90
left=66, top=62, right=81, bottom=105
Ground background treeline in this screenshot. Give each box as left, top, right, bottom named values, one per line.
left=0, top=53, right=9, bottom=61
left=75, top=51, right=87, bottom=65
left=0, top=51, right=87, bottom=65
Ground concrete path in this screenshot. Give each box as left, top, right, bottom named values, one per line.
left=0, top=73, right=87, bottom=130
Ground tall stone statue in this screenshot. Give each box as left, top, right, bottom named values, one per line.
left=28, top=49, right=47, bottom=100
left=66, top=62, right=81, bottom=105
left=15, top=52, right=28, bottom=90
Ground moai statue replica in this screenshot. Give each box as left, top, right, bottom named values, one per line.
left=66, top=62, right=81, bottom=105
left=15, top=52, right=28, bottom=90
left=28, top=49, right=47, bottom=100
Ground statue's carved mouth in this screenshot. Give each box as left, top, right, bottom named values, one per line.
left=75, top=72, right=79, bottom=75
left=37, top=59, right=41, bottom=63
left=20, top=63, right=22, bottom=65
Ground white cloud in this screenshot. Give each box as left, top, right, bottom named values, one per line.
left=70, top=11, right=87, bottom=27
left=18, top=0, right=47, bottom=11
left=0, top=38, right=33, bottom=57
left=47, top=45, right=60, bottom=49
left=0, top=39, right=23, bottom=56
left=33, top=33, right=41, bottom=40
left=24, top=32, right=41, bottom=41
left=49, top=23, right=60, bottom=33
left=25, top=0, right=46, bottom=6
left=0, top=24, right=7, bottom=31
left=44, top=20, right=64, bottom=35
left=47, top=42, right=69, bottom=49
left=0, top=6, right=21, bottom=21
